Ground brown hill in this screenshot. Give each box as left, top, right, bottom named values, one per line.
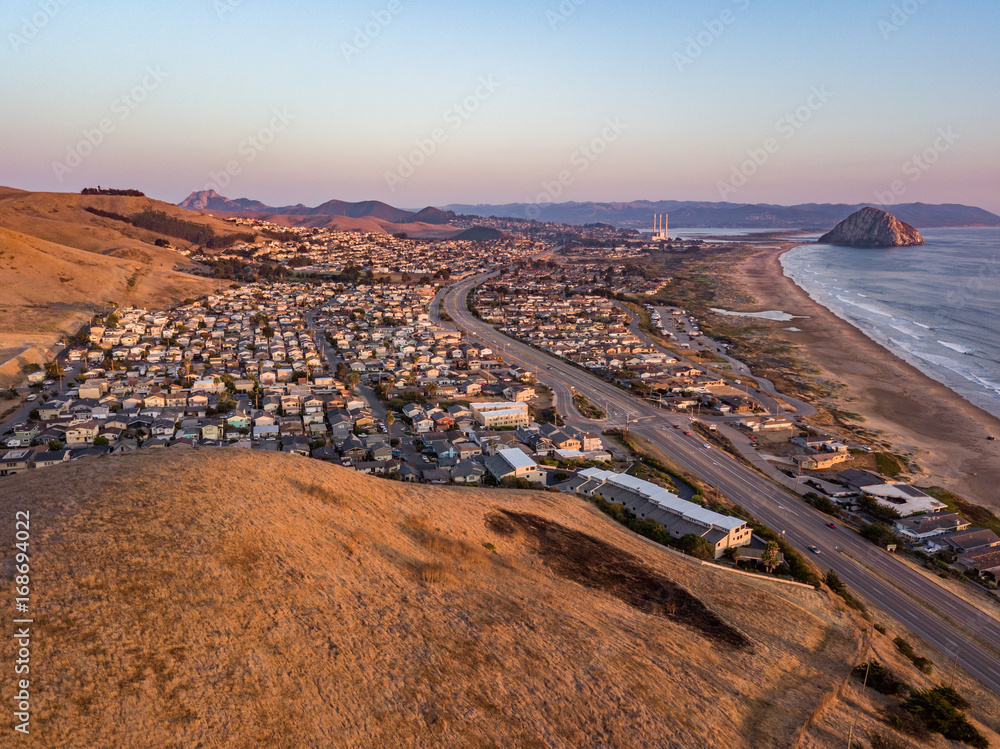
left=0, top=448, right=867, bottom=748
left=201, top=208, right=466, bottom=239
left=0, top=189, right=227, bottom=383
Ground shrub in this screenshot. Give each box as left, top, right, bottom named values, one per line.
left=903, top=686, right=988, bottom=748
left=895, top=636, right=933, bottom=674
left=861, top=522, right=904, bottom=549
left=853, top=659, right=909, bottom=697
left=859, top=495, right=903, bottom=521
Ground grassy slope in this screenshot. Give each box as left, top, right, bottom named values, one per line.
left=0, top=449, right=863, bottom=748
left=0, top=189, right=221, bottom=377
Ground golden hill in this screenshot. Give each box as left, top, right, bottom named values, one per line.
left=199, top=208, right=467, bottom=239
left=0, top=188, right=244, bottom=257
left=0, top=188, right=229, bottom=383
left=0, top=448, right=874, bottom=748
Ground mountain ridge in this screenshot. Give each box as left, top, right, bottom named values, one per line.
left=180, top=190, right=456, bottom=225
left=441, top=200, right=1000, bottom=229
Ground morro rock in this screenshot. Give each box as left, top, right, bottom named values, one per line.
left=818, top=207, right=925, bottom=247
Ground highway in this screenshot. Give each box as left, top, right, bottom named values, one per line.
left=439, top=268, right=1000, bottom=696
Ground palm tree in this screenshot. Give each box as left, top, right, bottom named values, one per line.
left=386, top=411, right=395, bottom=444
left=347, top=371, right=360, bottom=393
left=761, top=541, right=780, bottom=574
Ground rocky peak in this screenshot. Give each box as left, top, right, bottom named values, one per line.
left=818, top=207, right=925, bottom=248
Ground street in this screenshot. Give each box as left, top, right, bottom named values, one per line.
left=438, top=265, right=1000, bottom=696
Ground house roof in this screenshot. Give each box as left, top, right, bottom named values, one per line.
left=497, top=447, right=537, bottom=471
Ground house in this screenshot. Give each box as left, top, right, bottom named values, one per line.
left=454, top=441, right=481, bottom=460
left=739, top=415, right=794, bottom=432
left=65, top=420, right=100, bottom=445
left=33, top=449, right=71, bottom=469
left=484, top=447, right=545, bottom=485
left=930, top=528, right=1000, bottom=555
left=371, top=445, right=393, bottom=462
left=956, top=548, right=1000, bottom=577
left=503, top=384, right=535, bottom=402
left=0, top=449, right=33, bottom=476
left=566, top=426, right=603, bottom=451
left=567, top=468, right=751, bottom=559
left=894, top=512, right=970, bottom=541
left=451, top=459, right=485, bottom=484
left=862, top=484, right=947, bottom=517
left=794, top=452, right=851, bottom=471
left=471, top=402, right=530, bottom=429
left=838, top=469, right=885, bottom=492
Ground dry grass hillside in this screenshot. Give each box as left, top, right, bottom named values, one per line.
left=0, top=188, right=223, bottom=382
left=0, top=448, right=871, bottom=748
left=0, top=188, right=244, bottom=257
left=199, top=208, right=466, bottom=239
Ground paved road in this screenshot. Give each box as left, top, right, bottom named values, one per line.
left=439, top=266, right=1000, bottom=696
left=638, top=303, right=817, bottom=418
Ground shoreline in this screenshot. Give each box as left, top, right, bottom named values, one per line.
left=734, top=242, right=1000, bottom=512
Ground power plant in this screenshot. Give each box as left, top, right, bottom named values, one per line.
left=652, top=213, right=669, bottom=240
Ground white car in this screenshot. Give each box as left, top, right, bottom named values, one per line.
left=25, top=394, right=37, bottom=402
left=43, top=379, right=54, bottom=386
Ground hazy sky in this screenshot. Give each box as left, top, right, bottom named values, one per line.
left=2, top=0, right=998, bottom=213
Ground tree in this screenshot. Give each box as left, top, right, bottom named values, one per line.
left=93, top=436, right=110, bottom=446
left=676, top=534, right=714, bottom=561
left=48, top=440, right=63, bottom=451
left=347, top=371, right=360, bottom=393
left=386, top=411, right=395, bottom=443
left=761, top=540, right=781, bottom=573
left=424, top=382, right=438, bottom=398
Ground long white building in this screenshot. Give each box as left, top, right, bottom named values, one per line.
left=568, top=468, right=752, bottom=558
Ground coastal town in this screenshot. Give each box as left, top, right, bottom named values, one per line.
left=3, top=224, right=998, bottom=584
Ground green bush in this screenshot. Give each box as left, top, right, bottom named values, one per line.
left=895, top=637, right=933, bottom=674
left=853, top=660, right=908, bottom=697
left=861, top=522, right=904, bottom=549
left=903, top=686, right=988, bottom=748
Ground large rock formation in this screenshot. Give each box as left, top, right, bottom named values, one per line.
left=818, top=207, right=925, bottom=247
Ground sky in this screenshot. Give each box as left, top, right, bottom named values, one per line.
left=2, top=0, right=998, bottom=213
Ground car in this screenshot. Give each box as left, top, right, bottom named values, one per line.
left=703, top=443, right=711, bottom=449
left=673, top=424, right=681, bottom=429
left=808, top=545, right=821, bottom=554
left=63, top=365, right=74, bottom=372
left=826, top=523, right=837, bottom=529
left=43, top=379, right=54, bottom=386
left=683, top=431, right=691, bottom=436
left=25, top=394, right=37, bottom=402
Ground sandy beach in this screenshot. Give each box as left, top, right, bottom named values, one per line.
left=736, top=243, right=1000, bottom=513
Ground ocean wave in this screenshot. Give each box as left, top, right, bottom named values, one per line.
left=888, top=324, right=923, bottom=340
left=834, top=295, right=894, bottom=318
left=938, top=340, right=975, bottom=355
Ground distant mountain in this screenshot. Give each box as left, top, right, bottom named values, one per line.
left=819, top=207, right=924, bottom=247
left=179, top=190, right=273, bottom=213
left=441, top=200, right=1000, bottom=230
left=179, top=192, right=457, bottom=225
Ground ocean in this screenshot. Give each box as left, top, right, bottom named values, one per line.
left=780, top=228, right=1000, bottom=419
